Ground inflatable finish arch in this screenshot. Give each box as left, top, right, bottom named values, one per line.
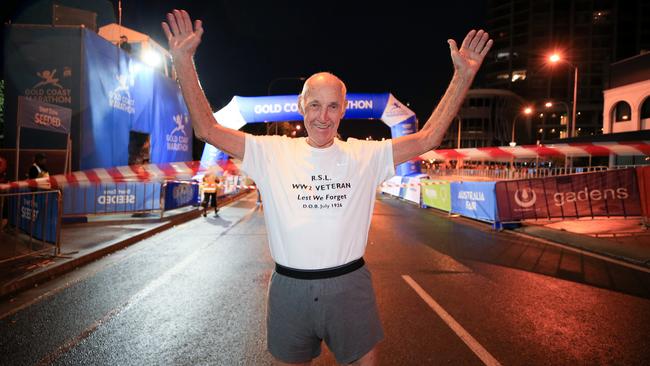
left=201, top=93, right=421, bottom=176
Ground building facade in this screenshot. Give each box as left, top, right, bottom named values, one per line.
left=603, top=52, right=650, bottom=133
left=440, top=89, right=526, bottom=149
left=482, top=0, right=650, bottom=141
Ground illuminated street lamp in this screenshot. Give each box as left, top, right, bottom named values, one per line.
left=548, top=53, right=578, bottom=138
left=511, top=106, right=533, bottom=146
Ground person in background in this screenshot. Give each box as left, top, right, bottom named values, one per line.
left=201, top=173, right=219, bottom=217
left=119, top=35, right=132, bottom=54
left=28, top=153, right=49, bottom=179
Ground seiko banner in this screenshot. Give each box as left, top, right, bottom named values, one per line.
left=496, top=168, right=641, bottom=221
left=7, top=191, right=59, bottom=243
left=163, top=182, right=199, bottom=211
left=17, top=96, right=72, bottom=134
left=62, top=182, right=161, bottom=215
left=450, top=181, right=498, bottom=222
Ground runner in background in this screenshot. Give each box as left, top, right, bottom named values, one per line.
left=201, top=173, right=219, bottom=217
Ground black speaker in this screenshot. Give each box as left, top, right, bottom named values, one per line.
left=52, top=4, right=97, bottom=31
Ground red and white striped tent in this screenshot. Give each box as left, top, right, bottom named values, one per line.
left=420, top=141, right=650, bottom=161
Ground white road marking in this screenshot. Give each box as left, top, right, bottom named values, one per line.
left=402, top=275, right=502, bottom=366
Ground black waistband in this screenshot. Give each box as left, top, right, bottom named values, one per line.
left=275, top=257, right=365, bottom=280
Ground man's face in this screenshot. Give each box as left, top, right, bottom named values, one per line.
left=299, top=78, right=346, bottom=148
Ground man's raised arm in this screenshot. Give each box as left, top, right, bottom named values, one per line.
left=392, top=30, right=493, bottom=166
left=162, top=10, right=245, bottom=160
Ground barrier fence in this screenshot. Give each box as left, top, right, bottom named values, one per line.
left=391, top=167, right=645, bottom=229
left=0, top=189, right=61, bottom=264
left=427, top=166, right=611, bottom=181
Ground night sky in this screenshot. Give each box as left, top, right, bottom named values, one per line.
left=3, top=0, right=487, bottom=142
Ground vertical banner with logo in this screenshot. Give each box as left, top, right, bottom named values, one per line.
left=391, top=116, right=422, bottom=176
left=7, top=191, right=60, bottom=243
left=4, top=25, right=81, bottom=173
left=450, top=181, right=498, bottom=222
left=149, top=76, right=192, bottom=164
left=81, top=30, right=156, bottom=169
left=496, top=168, right=641, bottom=221
left=163, top=182, right=199, bottom=211
left=421, top=180, right=451, bottom=212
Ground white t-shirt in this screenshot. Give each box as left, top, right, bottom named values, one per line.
left=242, top=135, right=395, bottom=270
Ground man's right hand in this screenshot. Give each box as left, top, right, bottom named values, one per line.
left=162, top=9, right=203, bottom=60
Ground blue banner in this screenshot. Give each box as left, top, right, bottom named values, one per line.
left=231, top=93, right=390, bottom=124
left=163, top=182, right=199, bottom=211
left=8, top=191, right=59, bottom=243
left=62, top=182, right=161, bottom=215
left=81, top=30, right=191, bottom=170
left=451, top=182, right=498, bottom=222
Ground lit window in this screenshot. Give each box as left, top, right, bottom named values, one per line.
left=496, top=73, right=510, bottom=80
left=497, top=51, right=510, bottom=60
left=593, top=10, right=610, bottom=24
left=613, top=101, right=632, bottom=122
left=511, top=70, right=527, bottom=82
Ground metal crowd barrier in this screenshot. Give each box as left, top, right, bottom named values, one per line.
left=0, top=189, right=62, bottom=264
left=427, top=166, right=614, bottom=181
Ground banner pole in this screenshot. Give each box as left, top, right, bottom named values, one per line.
left=15, top=126, right=21, bottom=181
left=64, top=134, right=71, bottom=174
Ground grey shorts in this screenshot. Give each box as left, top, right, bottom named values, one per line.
left=266, top=264, right=384, bottom=364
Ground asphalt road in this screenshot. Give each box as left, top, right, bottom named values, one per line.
left=1, top=192, right=649, bottom=365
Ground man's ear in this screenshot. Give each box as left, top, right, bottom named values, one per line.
left=340, top=99, right=347, bottom=119
left=297, top=94, right=305, bottom=116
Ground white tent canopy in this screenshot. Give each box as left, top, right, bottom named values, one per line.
left=98, top=23, right=172, bottom=77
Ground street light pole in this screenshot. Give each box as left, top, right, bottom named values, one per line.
left=571, top=66, right=578, bottom=138
left=548, top=53, right=578, bottom=138
left=512, top=107, right=533, bottom=146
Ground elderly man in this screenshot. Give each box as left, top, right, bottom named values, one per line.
left=163, top=9, right=491, bottom=365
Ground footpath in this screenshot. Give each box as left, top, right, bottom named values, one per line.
left=0, top=190, right=250, bottom=299
left=1, top=191, right=648, bottom=299
left=513, top=216, right=650, bottom=268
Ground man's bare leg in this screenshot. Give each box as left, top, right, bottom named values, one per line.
left=350, top=346, right=377, bottom=366
left=276, top=360, right=311, bottom=366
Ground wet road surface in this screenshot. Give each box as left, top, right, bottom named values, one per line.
left=1, top=192, right=649, bottom=365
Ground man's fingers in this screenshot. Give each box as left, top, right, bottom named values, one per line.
left=448, top=39, right=459, bottom=53
left=475, top=32, right=489, bottom=52
left=461, top=29, right=476, bottom=50
left=161, top=22, right=172, bottom=41
left=195, top=19, right=204, bottom=39
left=166, top=12, right=180, bottom=36
left=173, top=9, right=186, bottom=34
left=468, top=30, right=483, bottom=50
left=480, top=39, right=493, bottom=57
left=180, top=10, right=193, bottom=33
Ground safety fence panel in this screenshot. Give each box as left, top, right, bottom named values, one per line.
left=1, top=189, right=61, bottom=264
left=496, top=168, right=641, bottom=221
left=380, top=176, right=403, bottom=197
left=163, top=181, right=199, bottom=212
left=450, top=182, right=498, bottom=223
left=636, top=166, right=650, bottom=223
left=5, top=189, right=60, bottom=244
left=421, top=180, right=451, bottom=212
left=62, top=182, right=161, bottom=216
